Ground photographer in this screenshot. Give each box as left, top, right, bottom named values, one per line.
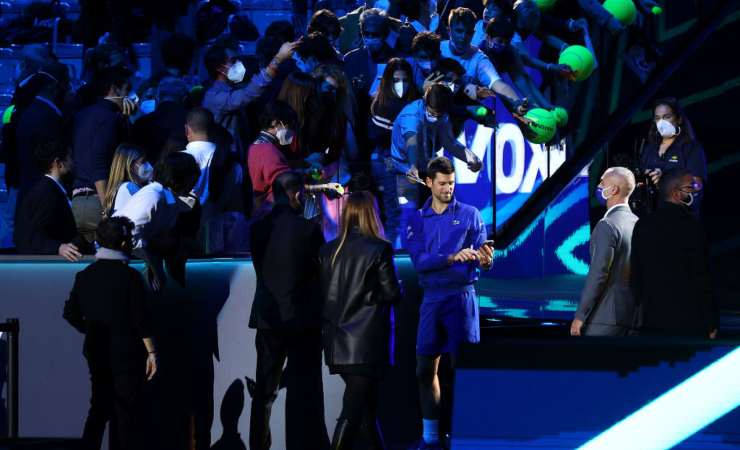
left=638, top=98, right=707, bottom=214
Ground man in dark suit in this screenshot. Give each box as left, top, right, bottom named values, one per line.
left=13, top=140, right=86, bottom=260
left=630, top=168, right=717, bottom=338
left=571, top=167, right=639, bottom=337
left=248, top=171, right=330, bottom=450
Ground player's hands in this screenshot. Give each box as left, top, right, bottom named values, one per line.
left=570, top=318, right=584, bottom=336
left=478, top=242, right=493, bottom=267
left=448, top=248, right=479, bottom=265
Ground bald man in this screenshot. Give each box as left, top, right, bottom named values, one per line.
left=571, top=167, right=639, bottom=337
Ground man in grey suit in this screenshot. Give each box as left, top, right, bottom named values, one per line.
left=571, top=167, right=639, bottom=337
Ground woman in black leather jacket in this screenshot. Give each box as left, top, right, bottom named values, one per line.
left=319, top=191, right=402, bottom=450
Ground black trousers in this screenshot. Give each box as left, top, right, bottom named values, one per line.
left=338, top=374, right=381, bottom=442
left=249, top=329, right=330, bottom=450
left=82, top=358, right=144, bottom=450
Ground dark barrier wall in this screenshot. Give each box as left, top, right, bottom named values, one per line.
left=0, top=256, right=425, bottom=447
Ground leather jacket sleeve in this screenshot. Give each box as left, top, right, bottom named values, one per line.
left=376, top=242, right=402, bottom=304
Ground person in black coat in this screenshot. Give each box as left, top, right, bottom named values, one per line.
left=63, top=216, right=158, bottom=450
left=13, top=140, right=88, bottom=260
left=630, top=168, right=717, bottom=338
left=248, top=171, right=330, bottom=450
left=319, top=191, right=402, bottom=450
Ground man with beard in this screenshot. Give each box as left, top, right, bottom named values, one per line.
left=406, top=156, right=493, bottom=449
left=390, top=84, right=482, bottom=249
left=14, top=140, right=88, bottom=260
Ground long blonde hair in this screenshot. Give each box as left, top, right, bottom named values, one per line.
left=332, top=191, right=386, bottom=267
left=102, top=144, right=145, bottom=216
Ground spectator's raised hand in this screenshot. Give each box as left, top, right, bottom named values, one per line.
left=275, top=39, right=302, bottom=64
left=465, top=149, right=483, bottom=172
left=120, top=97, right=138, bottom=116
left=423, top=73, right=445, bottom=92
left=549, top=63, right=576, bottom=79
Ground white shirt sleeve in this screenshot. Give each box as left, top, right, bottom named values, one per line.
left=477, top=51, right=502, bottom=89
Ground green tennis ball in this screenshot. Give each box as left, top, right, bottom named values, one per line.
left=534, top=0, right=557, bottom=11
left=523, top=108, right=557, bottom=144
left=475, top=106, right=487, bottom=117
left=558, top=45, right=595, bottom=81
left=2, top=104, right=14, bottom=125
left=603, top=0, right=637, bottom=26
left=651, top=6, right=663, bottom=15
left=552, top=107, right=568, bottom=127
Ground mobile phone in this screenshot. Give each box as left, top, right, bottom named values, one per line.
left=482, top=240, right=495, bottom=248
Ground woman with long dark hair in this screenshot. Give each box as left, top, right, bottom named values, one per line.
left=369, top=58, right=420, bottom=246
left=309, top=64, right=359, bottom=240
left=639, top=97, right=707, bottom=213
left=319, top=191, right=402, bottom=450
left=278, top=71, right=318, bottom=159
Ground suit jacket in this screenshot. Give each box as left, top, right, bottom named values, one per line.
left=63, top=259, right=151, bottom=372
left=319, top=230, right=402, bottom=368
left=248, top=204, right=325, bottom=329
left=13, top=176, right=79, bottom=255
left=630, top=202, right=716, bottom=337
left=576, top=204, right=639, bottom=329
left=15, top=97, right=67, bottom=192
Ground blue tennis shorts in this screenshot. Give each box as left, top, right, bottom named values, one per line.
left=416, top=288, right=480, bottom=356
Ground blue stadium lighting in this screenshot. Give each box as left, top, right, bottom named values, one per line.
left=555, top=224, right=590, bottom=275
left=577, top=347, right=740, bottom=450
left=544, top=181, right=588, bottom=230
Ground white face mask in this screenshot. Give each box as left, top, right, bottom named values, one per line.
left=425, top=109, right=439, bottom=123
left=656, top=119, right=677, bottom=138
left=227, top=60, right=246, bottom=83
left=679, top=190, right=695, bottom=207
left=276, top=125, right=294, bottom=146
left=393, top=81, right=407, bottom=98
left=136, top=161, right=154, bottom=182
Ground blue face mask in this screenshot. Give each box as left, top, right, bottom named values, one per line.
left=139, top=99, right=156, bottom=115
left=595, top=185, right=613, bottom=207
